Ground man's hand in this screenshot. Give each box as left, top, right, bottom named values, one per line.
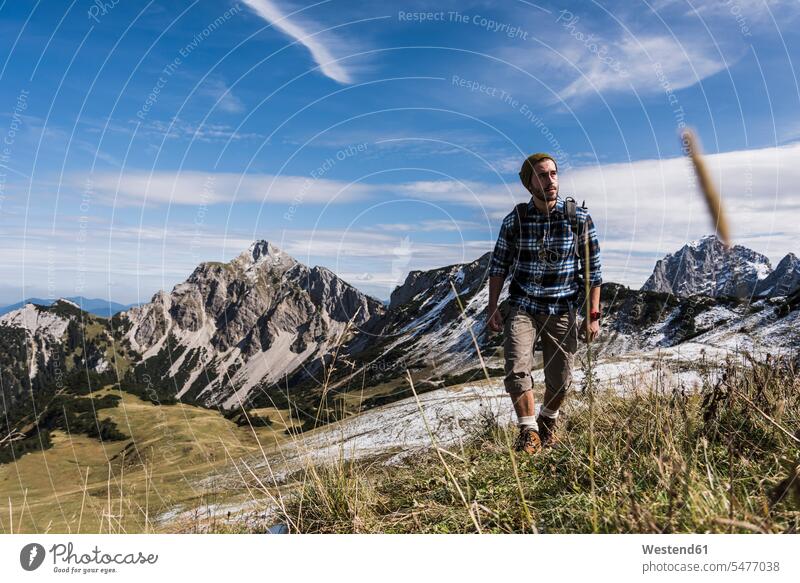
left=487, top=306, right=503, bottom=334
left=579, top=318, right=600, bottom=343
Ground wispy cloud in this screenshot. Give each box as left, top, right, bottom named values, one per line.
left=200, top=78, right=246, bottom=114
left=555, top=33, right=730, bottom=102
left=393, top=179, right=519, bottom=214
left=78, top=170, right=374, bottom=206
left=389, top=142, right=800, bottom=252
left=656, top=0, right=800, bottom=23
left=491, top=10, right=733, bottom=105
left=139, top=118, right=263, bottom=142
left=242, top=0, right=353, bottom=84
left=367, top=219, right=484, bottom=232
left=83, top=116, right=264, bottom=143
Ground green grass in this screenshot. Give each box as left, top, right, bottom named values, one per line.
left=276, top=354, right=800, bottom=533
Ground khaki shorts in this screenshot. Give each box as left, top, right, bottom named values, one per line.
left=502, top=302, right=578, bottom=394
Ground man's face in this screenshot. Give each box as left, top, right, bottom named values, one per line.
left=527, top=159, right=558, bottom=203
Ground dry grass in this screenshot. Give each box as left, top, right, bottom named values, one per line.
left=276, top=353, right=800, bottom=533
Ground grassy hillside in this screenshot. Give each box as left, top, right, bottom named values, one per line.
left=275, top=353, right=800, bottom=534
left=0, top=386, right=299, bottom=534
left=4, top=351, right=798, bottom=534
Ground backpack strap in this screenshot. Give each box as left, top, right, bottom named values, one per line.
left=565, top=197, right=590, bottom=309
left=563, top=196, right=586, bottom=258
left=510, top=201, right=528, bottom=258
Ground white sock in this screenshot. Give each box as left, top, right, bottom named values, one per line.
left=518, top=416, right=538, bottom=431
left=539, top=406, right=560, bottom=420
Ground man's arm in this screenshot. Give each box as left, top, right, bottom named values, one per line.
left=580, top=211, right=603, bottom=341
left=580, top=212, right=602, bottom=290
left=488, top=275, right=504, bottom=317
left=487, top=216, right=513, bottom=331
left=588, top=284, right=601, bottom=314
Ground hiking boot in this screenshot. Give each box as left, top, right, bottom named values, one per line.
left=536, top=415, right=559, bottom=448
left=513, top=427, right=542, bottom=455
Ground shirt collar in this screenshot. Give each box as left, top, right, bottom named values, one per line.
left=527, top=196, right=565, bottom=216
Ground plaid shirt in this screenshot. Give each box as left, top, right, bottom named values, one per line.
left=489, top=196, right=602, bottom=315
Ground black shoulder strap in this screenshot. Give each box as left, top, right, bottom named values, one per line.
left=564, top=196, right=587, bottom=257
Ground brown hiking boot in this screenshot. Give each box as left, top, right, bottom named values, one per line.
left=536, top=415, right=559, bottom=448
left=513, top=427, right=542, bottom=455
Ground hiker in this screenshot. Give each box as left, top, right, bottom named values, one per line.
left=486, top=152, right=602, bottom=454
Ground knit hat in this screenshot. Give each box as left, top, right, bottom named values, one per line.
left=519, top=152, right=557, bottom=188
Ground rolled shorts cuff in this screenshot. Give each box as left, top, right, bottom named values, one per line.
left=504, top=374, right=533, bottom=394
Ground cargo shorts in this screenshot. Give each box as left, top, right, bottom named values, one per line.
left=501, top=302, right=578, bottom=395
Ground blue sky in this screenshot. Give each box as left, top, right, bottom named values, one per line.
left=1, top=0, right=799, bottom=305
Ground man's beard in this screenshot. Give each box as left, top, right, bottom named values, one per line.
left=533, top=187, right=558, bottom=201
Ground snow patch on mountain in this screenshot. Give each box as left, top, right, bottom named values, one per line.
left=221, top=330, right=319, bottom=409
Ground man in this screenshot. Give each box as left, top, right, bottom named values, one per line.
left=487, top=152, right=602, bottom=454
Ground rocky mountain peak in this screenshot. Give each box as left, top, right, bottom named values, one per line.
left=756, top=252, right=800, bottom=297
left=117, top=237, right=387, bottom=409
left=642, top=234, right=772, bottom=298
left=237, top=240, right=295, bottom=269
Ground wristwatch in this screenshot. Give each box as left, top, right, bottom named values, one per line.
left=589, top=310, right=602, bottom=322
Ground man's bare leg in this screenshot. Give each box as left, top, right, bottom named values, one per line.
left=509, top=390, right=535, bottom=419
left=541, top=386, right=566, bottom=415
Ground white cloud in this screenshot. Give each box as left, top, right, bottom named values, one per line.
left=380, top=142, right=800, bottom=261
left=657, top=0, right=800, bottom=22
left=15, top=143, right=800, bottom=301
left=556, top=33, right=730, bottom=102
left=392, top=179, right=519, bottom=213
left=362, top=143, right=800, bottom=287
left=242, top=0, right=353, bottom=84
left=368, top=219, right=484, bottom=232
left=78, top=170, right=375, bottom=207
left=140, top=118, right=263, bottom=142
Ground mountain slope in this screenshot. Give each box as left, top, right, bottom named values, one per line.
left=0, top=299, right=133, bottom=460
left=0, top=299, right=126, bottom=414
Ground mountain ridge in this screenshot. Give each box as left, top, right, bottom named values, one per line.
left=2, top=234, right=799, bottom=460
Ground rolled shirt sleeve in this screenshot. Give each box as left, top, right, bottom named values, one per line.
left=488, top=214, right=514, bottom=279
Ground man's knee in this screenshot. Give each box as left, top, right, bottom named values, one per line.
left=544, top=365, right=573, bottom=395
left=543, top=379, right=570, bottom=401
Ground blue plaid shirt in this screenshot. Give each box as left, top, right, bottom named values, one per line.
left=489, top=197, right=602, bottom=315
